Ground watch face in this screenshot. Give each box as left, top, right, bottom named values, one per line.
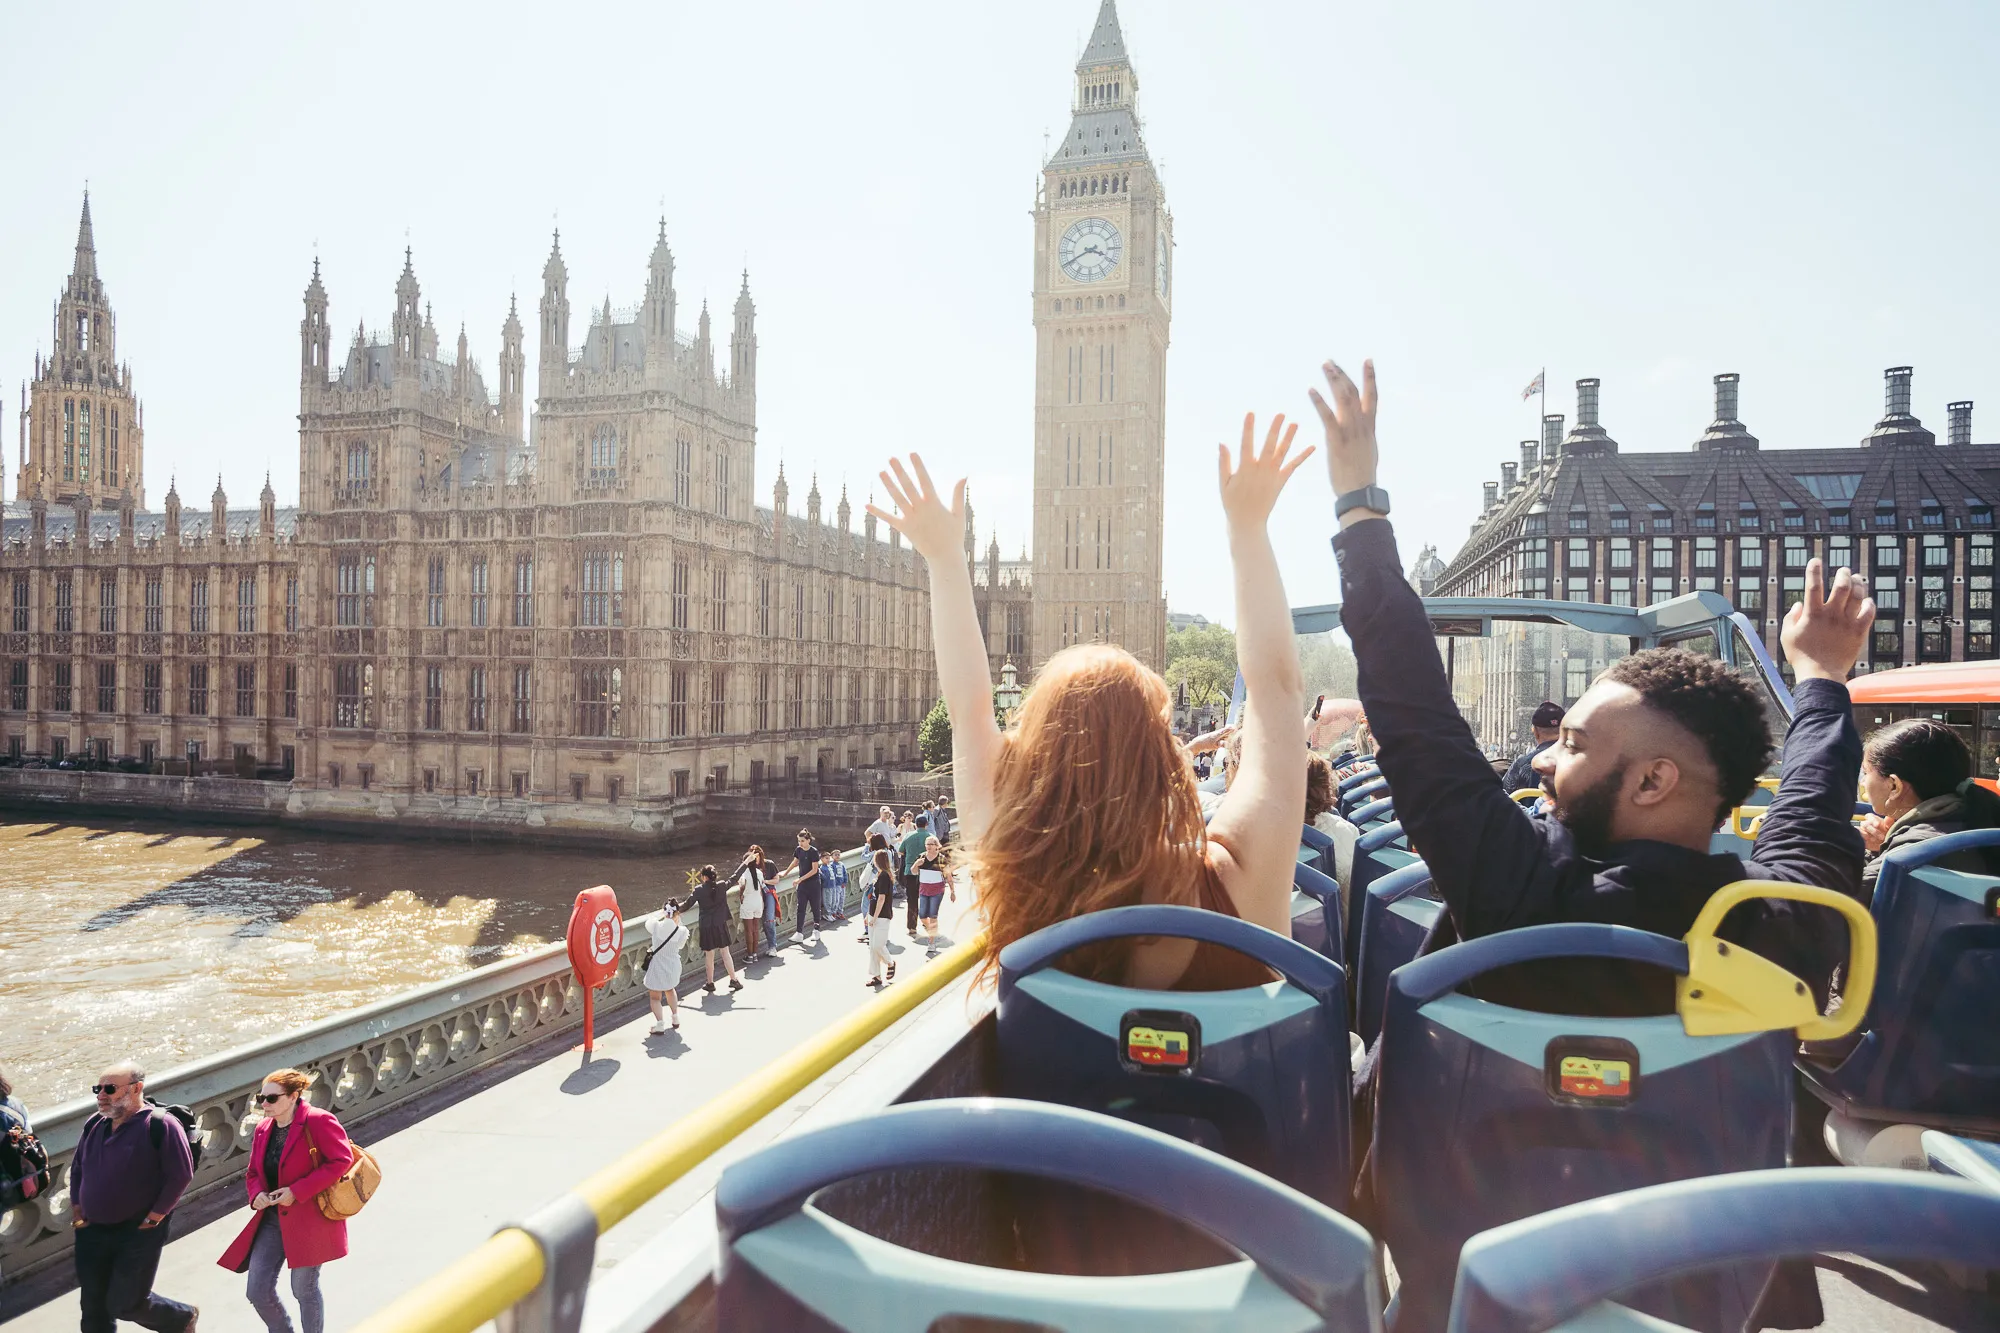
left=1058, top=217, right=1123, bottom=283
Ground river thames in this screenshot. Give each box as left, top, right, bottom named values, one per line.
left=0, top=815, right=749, bottom=1111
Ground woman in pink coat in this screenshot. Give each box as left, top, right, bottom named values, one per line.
left=216, top=1069, right=355, bottom=1333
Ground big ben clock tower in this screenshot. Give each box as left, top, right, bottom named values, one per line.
left=1031, top=0, right=1171, bottom=673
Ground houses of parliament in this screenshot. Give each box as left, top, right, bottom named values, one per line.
left=0, top=0, right=1171, bottom=832
left=1, top=198, right=936, bottom=830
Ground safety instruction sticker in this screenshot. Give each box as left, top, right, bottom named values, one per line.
left=1120, top=1009, right=1201, bottom=1075
left=1544, top=1036, right=1640, bottom=1108
left=1556, top=1055, right=1631, bottom=1100
left=1127, top=1025, right=1192, bottom=1068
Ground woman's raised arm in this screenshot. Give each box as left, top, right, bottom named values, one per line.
left=1205, top=414, right=1313, bottom=937
left=868, top=456, right=1002, bottom=844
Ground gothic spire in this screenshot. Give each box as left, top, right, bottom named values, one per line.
left=1078, top=0, right=1129, bottom=68
left=73, top=191, right=97, bottom=284
left=543, top=229, right=566, bottom=283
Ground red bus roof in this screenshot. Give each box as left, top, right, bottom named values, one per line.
left=1849, top=659, right=2000, bottom=705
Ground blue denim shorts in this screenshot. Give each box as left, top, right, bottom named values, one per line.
left=918, top=891, right=944, bottom=918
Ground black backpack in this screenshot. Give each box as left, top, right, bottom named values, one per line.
left=82, top=1100, right=203, bottom=1174
left=0, top=1110, right=50, bottom=1207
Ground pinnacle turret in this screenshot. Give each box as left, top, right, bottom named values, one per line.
left=72, top=191, right=97, bottom=284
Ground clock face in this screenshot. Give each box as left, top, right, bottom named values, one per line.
left=1058, top=217, right=1123, bottom=283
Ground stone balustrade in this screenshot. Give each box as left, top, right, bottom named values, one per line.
left=0, top=846, right=872, bottom=1287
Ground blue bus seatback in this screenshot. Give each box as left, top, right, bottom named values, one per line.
left=1354, top=861, right=1440, bottom=1048
left=1375, top=885, right=1877, bottom=1333
left=1446, top=1167, right=2000, bottom=1333
left=1802, top=828, right=2000, bottom=1135
left=713, top=1099, right=1384, bottom=1333
left=1292, top=859, right=1345, bottom=965
left=1299, top=821, right=1338, bottom=881
left=1346, top=822, right=1416, bottom=971
left=996, top=905, right=1354, bottom=1210
left=1340, top=776, right=1388, bottom=819
left=1348, top=796, right=1395, bottom=829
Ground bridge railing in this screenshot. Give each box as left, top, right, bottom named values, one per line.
left=352, top=929, right=988, bottom=1333
left=0, top=845, right=882, bottom=1287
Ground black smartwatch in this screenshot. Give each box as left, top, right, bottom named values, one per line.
left=1335, top=485, right=1391, bottom=519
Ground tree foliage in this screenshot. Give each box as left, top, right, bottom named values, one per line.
left=1166, top=622, right=1238, bottom=707
left=918, top=696, right=954, bottom=768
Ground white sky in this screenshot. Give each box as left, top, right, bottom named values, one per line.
left=3, top=1, right=1997, bottom=625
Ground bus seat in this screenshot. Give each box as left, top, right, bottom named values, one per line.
left=1802, top=828, right=2000, bottom=1140
left=1337, top=765, right=1380, bottom=795
left=1354, top=862, right=1440, bottom=1049
left=1923, top=1129, right=2000, bottom=1193
left=1292, top=859, right=1345, bottom=965
left=1375, top=883, right=1877, bottom=1333
left=1349, top=797, right=1395, bottom=829
left=1299, top=822, right=1338, bottom=880
left=1445, top=1168, right=2000, bottom=1333
left=1347, top=822, right=1416, bottom=971
left=996, top=905, right=1354, bottom=1209
left=714, top=1098, right=1384, bottom=1333
left=1340, top=775, right=1388, bottom=818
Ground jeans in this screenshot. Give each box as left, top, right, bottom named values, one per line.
left=760, top=894, right=778, bottom=952
left=247, top=1211, right=325, bottom=1333
left=797, top=878, right=827, bottom=932
left=74, top=1216, right=197, bottom=1333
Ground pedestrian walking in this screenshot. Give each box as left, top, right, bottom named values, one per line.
left=216, top=1069, right=356, bottom=1333
left=690, top=866, right=744, bottom=994
left=733, top=847, right=772, bottom=958
left=70, top=1060, right=199, bottom=1333
left=915, top=836, right=955, bottom=954
left=864, top=806, right=897, bottom=845
left=898, top=814, right=927, bottom=937
left=642, top=898, right=689, bottom=1032
left=863, top=848, right=898, bottom=988
left=933, top=798, right=953, bottom=845
left=917, top=800, right=934, bottom=834
left=791, top=830, right=828, bottom=944
left=861, top=833, right=891, bottom=940
left=1, top=1065, right=48, bottom=1287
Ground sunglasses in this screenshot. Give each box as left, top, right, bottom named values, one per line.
left=90, top=1083, right=131, bottom=1095
left=254, top=1093, right=290, bottom=1105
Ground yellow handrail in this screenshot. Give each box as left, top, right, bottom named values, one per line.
left=352, top=930, right=990, bottom=1333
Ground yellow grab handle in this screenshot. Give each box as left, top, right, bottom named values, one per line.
left=1678, top=880, right=1877, bottom=1042
left=1727, top=807, right=1762, bottom=839
left=1510, top=788, right=1544, bottom=807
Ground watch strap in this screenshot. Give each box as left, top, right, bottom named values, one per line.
left=1335, top=486, right=1391, bottom=518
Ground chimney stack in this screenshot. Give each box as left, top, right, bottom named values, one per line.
left=1948, top=400, right=1973, bottom=447
left=1541, top=414, right=1564, bottom=460
left=1500, top=461, right=1518, bottom=494
left=1885, top=366, right=1914, bottom=418
left=1576, top=378, right=1601, bottom=427
left=1863, top=366, right=1933, bottom=447
left=1520, top=440, right=1539, bottom=475
left=1482, top=481, right=1499, bottom=511
left=1713, top=373, right=1741, bottom=423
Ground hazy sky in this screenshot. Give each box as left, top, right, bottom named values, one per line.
left=3, top=1, right=1997, bottom=624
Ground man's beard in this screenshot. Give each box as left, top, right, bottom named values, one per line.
left=1555, top=761, right=1628, bottom=859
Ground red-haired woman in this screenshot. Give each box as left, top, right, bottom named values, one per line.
left=216, top=1069, right=356, bottom=1333
left=867, top=415, right=1310, bottom=988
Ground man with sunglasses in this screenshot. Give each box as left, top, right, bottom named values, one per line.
left=70, top=1060, right=199, bottom=1333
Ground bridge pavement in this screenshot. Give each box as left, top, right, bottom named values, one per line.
left=3, top=891, right=982, bottom=1332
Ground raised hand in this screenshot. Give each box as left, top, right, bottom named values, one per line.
left=1781, top=558, right=1874, bottom=683
left=1307, top=359, right=1379, bottom=501
left=865, top=455, right=966, bottom=566
left=1218, top=413, right=1314, bottom=531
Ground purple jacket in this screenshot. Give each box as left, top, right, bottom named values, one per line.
left=71, top=1107, right=194, bottom=1225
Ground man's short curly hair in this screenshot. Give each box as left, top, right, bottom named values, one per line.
left=1600, top=648, right=1773, bottom=825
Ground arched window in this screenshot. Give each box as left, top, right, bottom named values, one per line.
left=63, top=399, right=75, bottom=444
left=588, top=425, right=618, bottom=487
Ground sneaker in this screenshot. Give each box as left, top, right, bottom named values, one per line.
left=703, top=982, right=716, bottom=994
left=649, top=1021, right=670, bottom=1035
left=729, top=977, right=744, bottom=991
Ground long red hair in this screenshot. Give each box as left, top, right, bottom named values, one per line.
left=969, top=644, right=1212, bottom=983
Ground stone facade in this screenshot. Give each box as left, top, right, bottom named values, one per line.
left=1437, top=369, right=1998, bottom=678
left=1028, top=0, right=1171, bottom=673
left=0, top=203, right=935, bottom=828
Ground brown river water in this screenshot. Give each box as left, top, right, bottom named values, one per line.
left=0, top=815, right=756, bottom=1112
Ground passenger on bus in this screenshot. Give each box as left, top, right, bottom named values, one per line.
left=1305, top=754, right=1359, bottom=893
left=1310, top=359, right=1871, bottom=1017
left=1501, top=701, right=1565, bottom=794
left=869, top=422, right=1310, bottom=991
left=1858, top=718, right=2000, bottom=890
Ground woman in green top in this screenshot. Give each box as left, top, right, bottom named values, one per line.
left=897, top=818, right=929, bottom=937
